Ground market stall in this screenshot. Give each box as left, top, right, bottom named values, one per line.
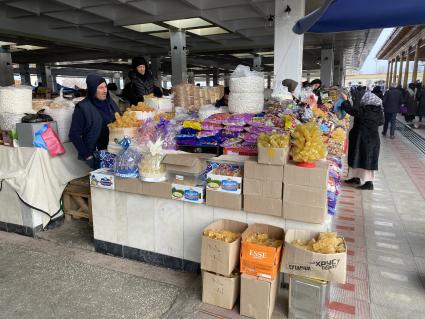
left=0, top=86, right=89, bottom=235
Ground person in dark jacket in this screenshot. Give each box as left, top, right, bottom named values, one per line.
left=69, top=74, right=120, bottom=168
left=371, top=86, right=384, bottom=100
left=215, top=87, right=230, bottom=107
left=405, top=83, right=418, bottom=123
left=123, top=57, right=162, bottom=105
left=310, top=79, right=322, bottom=104
left=343, top=91, right=384, bottom=190
left=416, top=84, right=425, bottom=122
left=283, top=78, right=299, bottom=102
left=382, top=83, right=404, bottom=138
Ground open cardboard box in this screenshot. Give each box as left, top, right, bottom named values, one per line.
left=281, top=229, right=347, bottom=284
left=201, top=219, right=248, bottom=276
left=163, top=153, right=215, bottom=174
left=257, top=145, right=289, bottom=166
left=206, top=190, right=242, bottom=211
left=240, top=224, right=284, bottom=280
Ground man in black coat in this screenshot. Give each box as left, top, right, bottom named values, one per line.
left=382, top=83, right=404, bottom=139
left=69, top=74, right=120, bottom=168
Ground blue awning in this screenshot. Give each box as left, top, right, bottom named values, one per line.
left=293, top=0, right=425, bottom=34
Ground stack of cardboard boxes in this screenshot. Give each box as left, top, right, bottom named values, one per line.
left=240, top=224, right=284, bottom=319
left=201, top=219, right=247, bottom=310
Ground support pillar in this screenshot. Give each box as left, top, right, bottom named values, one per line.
left=267, top=73, right=272, bottom=89
left=224, top=73, right=230, bottom=87
left=412, top=42, right=420, bottom=83
left=320, top=46, right=334, bottom=87
left=212, top=68, right=219, bottom=86
left=333, top=64, right=341, bottom=87
left=36, top=64, right=46, bottom=86
left=398, top=53, right=404, bottom=87
left=150, top=57, right=161, bottom=81
left=392, top=57, right=398, bottom=84
left=385, top=60, right=391, bottom=89
left=274, top=0, right=305, bottom=90
left=403, top=50, right=410, bottom=89
left=253, top=56, right=262, bottom=72
left=388, top=59, right=394, bottom=87
left=0, top=48, right=14, bottom=86
left=19, top=64, right=31, bottom=86
left=170, top=31, right=187, bottom=86
left=206, top=73, right=210, bottom=87
left=422, top=62, right=425, bottom=83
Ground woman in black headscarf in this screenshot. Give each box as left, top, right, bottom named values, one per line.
left=123, top=57, right=162, bottom=105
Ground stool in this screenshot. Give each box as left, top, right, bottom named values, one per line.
left=63, top=176, right=92, bottom=224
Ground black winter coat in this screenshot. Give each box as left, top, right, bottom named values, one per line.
left=342, top=101, right=384, bottom=171
left=416, top=88, right=425, bottom=117
left=123, top=70, right=162, bottom=105
left=383, top=88, right=404, bottom=113
left=406, top=90, right=418, bottom=116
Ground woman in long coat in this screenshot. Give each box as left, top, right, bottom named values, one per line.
left=405, top=83, right=418, bottom=123
left=342, top=91, right=384, bottom=190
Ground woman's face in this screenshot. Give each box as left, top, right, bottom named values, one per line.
left=137, top=64, right=146, bottom=75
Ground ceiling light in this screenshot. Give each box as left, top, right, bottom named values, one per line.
left=257, top=51, right=274, bottom=57
left=15, top=45, right=46, bottom=50
left=123, top=23, right=166, bottom=33
left=149, top=32, right=170, bottom=39
left=0, top=41, right=16, bottom=46
left=187, top=27, right=228, bottom=36
left=164, top=18, right=211, bottom=29
left=232, top=53, right=254, bottom=59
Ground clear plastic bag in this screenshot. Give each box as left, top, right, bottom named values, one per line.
left=114, top=147, right=142, bottom=178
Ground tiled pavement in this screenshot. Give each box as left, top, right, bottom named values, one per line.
left=200, top=132, right=425, bottom=319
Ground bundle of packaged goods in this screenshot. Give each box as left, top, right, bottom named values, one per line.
left=144, top=94, right=174, bottom=113
left=240, top=224, right=284, bottom=319
left=107, top=111, right=141, bottom=154
left=201, top=219, right=247, bottom=310
left=128, top=101, right=156, bottom=121
left=43, top=91, right=75, bottom=143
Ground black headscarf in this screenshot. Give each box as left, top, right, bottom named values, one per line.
left=85, top=74, right=115, bottom=124
left=131, top=57, right=152, bottom=81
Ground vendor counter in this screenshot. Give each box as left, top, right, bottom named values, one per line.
left=0, top=143, right=89, bottom=235
left=91, top=186, right=332, bottom=272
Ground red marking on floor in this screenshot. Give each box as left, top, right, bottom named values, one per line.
left=337, top=283, right=355, bottom=291
left=337, top=216, right=355, bottom=221
left=347, top=265, right=355, bottom=272
left=340, top=201, right=354, bottom=206
left=328, top=302, right=356, bottom=315
left=347, top=250, right=354, bottom=256
left=336, top=225, right=355, bottom=231
left=341, top=195, right=355, bottom=199
left=340, top=208, right=355, bottom=212
left=345, top=237, right=354, bottom=243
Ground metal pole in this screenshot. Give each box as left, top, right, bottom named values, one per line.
left=170, top=31, right=187, bottom=86
left=412, top=42, right=420, bottom=83
left=398, top=54, right=404, bottom=87
left=403, top=50, right=410, bottom=89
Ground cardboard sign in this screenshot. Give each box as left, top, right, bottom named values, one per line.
left=281, top=229, right=347, bottom=284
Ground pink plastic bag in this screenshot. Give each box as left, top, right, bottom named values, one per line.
left=41, top=123, right=65, bottom=157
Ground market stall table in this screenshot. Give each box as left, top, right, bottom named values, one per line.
left=0, top=143, right=89, bottom=235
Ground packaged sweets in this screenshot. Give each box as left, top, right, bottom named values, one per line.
left=246, top=232, right=283, bottom=248
left=258, top=133, right=290, bottom=148
left=290, top=121, right=326, bottom=163
left=203, top=229, right=241, bottom=243
left=291, top=232, right=346, bottom=254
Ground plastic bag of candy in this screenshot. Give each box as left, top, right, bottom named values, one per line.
left=183, top=120, right=202, bottom=131
left=223, top=113, right=253, bottom=126
left=95, top=150, right=116, bottom=169
left=224, top=125, right=245, bottom=132
left=220, top=137, right=243, bottom=147
left=197, top=130, right=222, bottom=138
left=202, top=122, right=222, bottom=131
left=114, top=147, right=142, bottom=178
left=204, top=113, right=231, bottom=124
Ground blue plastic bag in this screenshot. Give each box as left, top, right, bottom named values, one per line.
left=33, top=124, right=48, bottom=149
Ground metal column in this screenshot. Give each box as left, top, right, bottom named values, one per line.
left=44, top=65, right=56, bottom=93
left=0, top=48, right=14, bottom=86
left=412, top=42, right=420, bottom=83
left=150, top=57, right=161, bottom=81
left=224, top=73, right=230, bottom=87
left=267, top=73, right=272, bottom=89
left=392, top=57, right=398, bottom=84
left=206, top=73, right=210, bottom=87
left=253, top=56, right=262, bottom=72
left=403, top=50, right=410, bottom=89
left=320, top=46, right=334, bottom=87
left=398, top=54, right=404, bottom=87
left=212, top=68, right=219, bottom=86
left=170, top=31, right=187, bottom=86
left=19, top=64, right=31, bottom=86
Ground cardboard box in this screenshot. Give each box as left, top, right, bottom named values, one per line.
left=244, top=179, right=283, bottom=199
left=115, top=177, right=143, bottom=194
left=168, top=171, right=202, bottom=187
left=206, top=190, right=242, bottom=211
left=206, top=172, right=242, bottom=194
left=284, top=161, right=329, bottom=189
left=244, top=159, right=284, bottom=181
left=281, top=229, right=347, bottom=284
left=240, top=224, right=284, bottom=280
left=142, top=181, right=171, bottom=199
left=163, top=153, right=215, bottom=174
left=284, top=184, right=327, bottom=207
left=240, top=274, right=279, bottom=319
left=171, top=183, right=204, bottom=204
left=244, top=195, right=282, bottom=217
left=283, top=201, right=327, bottom=224
left=257, top=144, right=289, bottom=166
left=201, top=219, right=248, bottom=276
left=202, top=271, right=240, bottom=310
left=90, top=168, right=115, bottom=190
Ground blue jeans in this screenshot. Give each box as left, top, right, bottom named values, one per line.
left=383, top=112, right=397, bottom=137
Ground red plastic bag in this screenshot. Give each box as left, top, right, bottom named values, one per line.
left=41, top=123, right=65, bottom=157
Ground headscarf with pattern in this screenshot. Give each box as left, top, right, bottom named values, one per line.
left=360, top=91, right=382, bottom=107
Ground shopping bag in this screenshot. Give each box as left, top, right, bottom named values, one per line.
left=33, top=124, right=48, bottom=149
left=400, top=104, right=408, bottom=114
left=41, top=123, right=65, bottom=157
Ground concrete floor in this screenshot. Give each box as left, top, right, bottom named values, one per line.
left=1, top=130, right=425, bottom=319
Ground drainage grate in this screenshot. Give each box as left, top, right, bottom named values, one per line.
left=396, top=120, right=425, bottom=154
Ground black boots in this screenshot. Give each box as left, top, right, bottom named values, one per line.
left=357, top=181, right=374, bottom=190
left=345, top=178, right=361, bottom=185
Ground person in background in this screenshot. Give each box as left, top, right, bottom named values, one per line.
left=342, top=91, right=384, bottom=190
left=107, top=83, right=120, bottom=107
left=382, top=82, right=404, bottom=139
left=302, top=81, right=310, bottom=88
left=123, top=57, right=162, bottom=105
left=69, top=74, right=120, bottom=169
left=310, top=79, right=322, bottom=104
left=371, top=86, right=384, bottom=100
left=416, top=82, right=425, bottom=123
left=215, top=87, right=230, bottom=107
left=405, top=83, right=418, bottom=123
left=282, top=79, right=299, bottom=101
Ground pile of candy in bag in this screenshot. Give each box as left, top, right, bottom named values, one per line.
left=327, top=156, right=343, bottom=215
left=292, top=232, right=346, bottom=254
left=246, top=232, right=283, bottom=248
left=203, top=229, right=241, bottom=243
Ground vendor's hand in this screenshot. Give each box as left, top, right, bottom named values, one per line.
left=85, top=156, right=95, bottom=169
left=341, top=93, right=348, bottom=101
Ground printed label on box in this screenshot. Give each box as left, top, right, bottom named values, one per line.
left=206, top=172, right=242, bottom=194
left=90, top=168, right=115, bottom=190
left=171, top=183, right=204, bottom=204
